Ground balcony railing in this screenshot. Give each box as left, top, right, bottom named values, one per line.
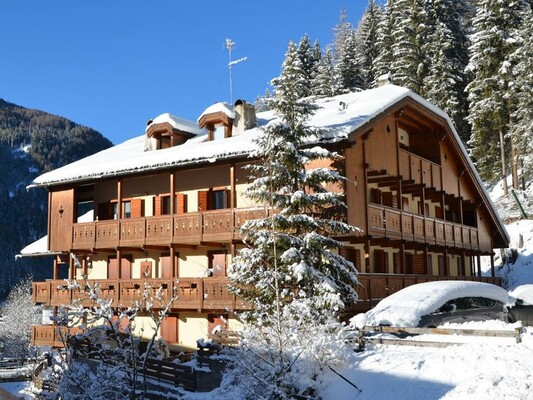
left=352, top=273, right=502, bottom=312
left=31, top=325, right=83, bottom=347
left=72, top=207, right=268, bottom=250
left=32, top=277, right=252, bottom=311
left=399, top=149, right=442, bottom=189
left=368, top=203, right=479, bottom=250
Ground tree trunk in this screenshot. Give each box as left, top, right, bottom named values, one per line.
left=500, top=130, right=508, bottom=196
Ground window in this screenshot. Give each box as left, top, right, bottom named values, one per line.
left=123, top=201, right=131, bottom=219
left=213, top=190, right=227, bottom=210
left=213, top=125, right=225, bottom=141
left=159, top=135, right=171, bottom=149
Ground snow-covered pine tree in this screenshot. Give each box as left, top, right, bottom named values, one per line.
left=309, top=39, right=322, bottom=93
left=271, top=41, right=308, bottom=103
left=506, top=3, right=533, bottom=185
left=296, top=33, right=315, bottom=98
left=466, top=0, right=529, bottom=187
left=333, top=22, right=364, bottom=93
left=312, top=47, right=335, bottom=98
left=355, top=0, right=383, bottom=89
left=374, top=0, right=395, bottom=82
left=422, top=0, right=471, bottom=143
left=231, top=43, right=359, bottom=324
left=389, top=0, right=427, bottom=93
left=227, top=39, right=360, bottom=399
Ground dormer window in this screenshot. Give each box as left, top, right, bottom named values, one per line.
left=198, top=102, right=235, bottom=141
left=144, top=113, right=202, bottom=152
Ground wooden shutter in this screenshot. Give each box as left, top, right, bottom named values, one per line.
left=161, top=316, right=178, bottom=343
left=374, top=249, right=388, bottom=273
left=370, top=188, right=382, bottom=204
left=393, top=252, right=401, bottom=274
left=427, top=254, right=433, bottom=275
left=209, top=252, right=227, bottom=277
left=339, top=247, right=361, bottom=271
left=438, top=255, right=446, bottom=276
left=108, top=257, right=119, bottom=279
left=176, top=193, right=187, bottom=214
left=435, top=206, right=443, bottom=219
left=198, top=190, right=209, bottom=211
left=121, top=255, right=132, bottom=279
left=382, top=192, right=397, bottom=208
left=131, top=198, right=143, bottom=218
left=405, top=253, right=414, bottom=274
left=411, top=254, right=426, bottom=275
left=154, top=196, right=163, bottom=216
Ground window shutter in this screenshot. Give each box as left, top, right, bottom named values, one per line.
left=176, top=193, right=187, bottom=214
left=154, top=196, right=163, bottom=216
left=131, top=198, right=143, bottom=218
left=121, top=255, right=132, bottom=279
left=108, top=257, right=119, bottom=279
left=198, top=190, right=209, bottom=211
left=161, top=316, right=178, bottom=343
left=393, top=252, right=401, bottom=274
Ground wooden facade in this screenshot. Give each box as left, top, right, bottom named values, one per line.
left=29, top=89, right=508, bottom=348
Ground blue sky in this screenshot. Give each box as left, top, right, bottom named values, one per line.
left=0, top=1, right=366, bottom=144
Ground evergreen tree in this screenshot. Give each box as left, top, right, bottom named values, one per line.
left=422, top=0, right=471, bottom=142
left=389, top=0, right=427, bottom=93
left=507, top=5, right=533, bottom=183
left=355, top=0, right=383, bottom=89
left=271, top=41, right=308, bottom=104
left=374, top=0, right=395, bottom=81
left=296, top=33, right=315, bottom=98
left=466, top=0, right=529, bottom=187
left=231, top=48, right=359, bottom=323
left=332, top=12, right=364, bottom=93
left=312, top=47, right=335, bottom=98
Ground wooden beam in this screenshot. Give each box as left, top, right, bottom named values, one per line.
left=171, top=243, right=198, bottom=250
left=367, top=169, right=388, bottom=177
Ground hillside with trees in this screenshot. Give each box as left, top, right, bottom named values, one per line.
left=265, top=0, right=532, bottom=197
left=0, top=99, right=112, bottom=297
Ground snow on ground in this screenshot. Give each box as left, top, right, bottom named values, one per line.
left=0, top=381, right=34, bottom=399
left=319, top=326, right=533, bottom=400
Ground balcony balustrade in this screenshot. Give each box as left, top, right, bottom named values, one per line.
left=368, top=203, right=479, bottom=250
left=32, top=277, right=248, bottom=311
left=72, top=207, right=268, bottom=250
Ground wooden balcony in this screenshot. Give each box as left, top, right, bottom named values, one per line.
left=399, top=149, right=442, bottom=189
left=32, top=277, right=252, bottom=311
left=31, top=325, right=84, bottom=347
left=72, top=207, right=268, bottom=250
left=353, top=273, right=502, bottom=313
left=368, top=204, right=479, bottom=250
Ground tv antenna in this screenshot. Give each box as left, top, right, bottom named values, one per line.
left=226, top=38, right=247, bottom=104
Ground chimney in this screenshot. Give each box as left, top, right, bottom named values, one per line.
left=233, top=99, right=256, bottom=135
left=375, top=72, right=393, bottom=87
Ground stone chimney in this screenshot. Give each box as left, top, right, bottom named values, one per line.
left=233, top=99, right=256, bottom=135
left=375, top=72, right=393, bottom=87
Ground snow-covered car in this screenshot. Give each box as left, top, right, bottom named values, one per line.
left=508, top=284, right=533, bottom=326
left=353, top=281, right=511, bottom=328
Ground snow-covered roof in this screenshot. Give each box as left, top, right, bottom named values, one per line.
left=146, top=112, right=205, bottom=135
left=198, top=102, right=235, bottom=122
left=28, top=85, right=413, bottom=187
left=358, top=281, right=511, bottom=328
left=16, top=235, right=55, bottom=258
left=26, top=84, right=509, bottom=244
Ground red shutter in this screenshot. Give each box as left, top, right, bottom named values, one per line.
left=131, top=198, right=143, bottom=218
left=198, top=190, right=209, bottom=211
left=411, top=254, right=426, bottom=275
left=154, top=196, right=163, bottom=216
left=209, top=252, right=227, bottom=277
left=108, top=257, right=119, bottom=279
left=161, top=253, right=179, bottom=278
left=161, top=316, right=178, bottom=343
left=121, top=255, right=132, bottom=279
left=176, top=193, right=187, bottom=214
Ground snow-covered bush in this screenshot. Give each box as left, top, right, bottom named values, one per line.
left=0, top=276, right=41, bottom=357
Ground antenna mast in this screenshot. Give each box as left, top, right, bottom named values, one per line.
left=226, top=38, right=247, bottom=104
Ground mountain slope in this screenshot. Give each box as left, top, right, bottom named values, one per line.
left=0, top=99, right=113, bottom=297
